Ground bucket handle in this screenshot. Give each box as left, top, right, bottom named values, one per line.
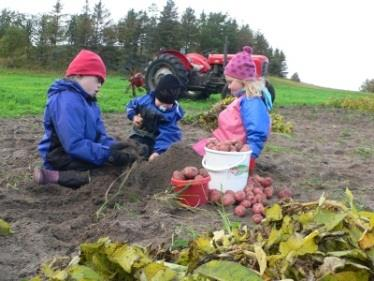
left=202, top=154, right=248, bottom=172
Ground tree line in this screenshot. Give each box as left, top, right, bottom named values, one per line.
left=0, top=0, right=287, bottom=77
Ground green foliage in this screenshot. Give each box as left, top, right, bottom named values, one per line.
left=0, top=218, right=13, bottom=235
left=360, top=78, right=374, bottom=93
left=0, top=2, right=283, bottom=73
left=355, top=147, right=374, bottom=159
left=171, top=225, right=199, bottom=250
left=0, top=26, right=29, bottom=67
left=157, top=0, right=181, bottom=50
left=271, top=112, right=293, bottom=134
left=195, top=260, right=262, bottom=281
left=183, top=95, right=294, bottom=134
left=30, top=191, right=374, bottom=280
left=329, top=96, right=374, bottom=112
left=180, top=8, right=199, bottom=52
left=290, top=72, right=300, bottom=82
left=268, top=48, right=287, bottom=78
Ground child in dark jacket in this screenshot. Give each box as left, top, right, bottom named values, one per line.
left=35, top=49, right=139, bottom=189
left=126, top=74, right=185, bottom=161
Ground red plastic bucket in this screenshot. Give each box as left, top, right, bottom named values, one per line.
left=171, top=176, right=210, bottom=207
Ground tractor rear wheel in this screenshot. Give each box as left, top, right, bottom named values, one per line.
left=220, top=84, right=230, bottom=99
left=185, top=90, right=210, bottom=100
left=145, top=53, right=211, bottom=99
left=145, top=53, right=189, bottom=93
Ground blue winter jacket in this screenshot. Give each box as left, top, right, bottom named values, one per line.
left=126, top=92, right=184, bottom=154
left=38, top=79, right=115, bottom=169
left=240, top=95, right=271, bottom=159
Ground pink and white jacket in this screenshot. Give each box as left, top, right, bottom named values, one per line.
left=193, top=94, right=270, bottom=158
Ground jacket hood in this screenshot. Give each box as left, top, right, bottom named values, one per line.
left=47, top=79, right=91, bottom=100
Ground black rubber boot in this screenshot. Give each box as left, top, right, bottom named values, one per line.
left=57, top=170, right=91, bottom=189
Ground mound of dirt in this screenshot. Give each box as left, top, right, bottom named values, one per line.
left=130, top=143, right=202, bottom=192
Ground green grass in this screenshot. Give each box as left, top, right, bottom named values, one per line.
left=0, top=68, right=372, bottom=118
left=270, top=77, right=369, bottom=106
left=355, top=147, right=374, bottom=159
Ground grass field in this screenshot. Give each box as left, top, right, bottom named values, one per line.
left=0, top=68, right=371, bottom=118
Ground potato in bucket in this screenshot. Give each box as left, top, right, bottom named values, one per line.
left=171, top=166, right=210, bottom=207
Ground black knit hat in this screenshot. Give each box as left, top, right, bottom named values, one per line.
left=154, top=74, right=184, bottom=104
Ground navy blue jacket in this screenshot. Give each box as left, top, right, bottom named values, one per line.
left=126, top=92, right=184, bottom=154
left=38, top=79, right=115, bottom=169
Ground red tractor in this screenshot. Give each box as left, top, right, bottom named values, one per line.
left=144, top=49, right=275, bottom=100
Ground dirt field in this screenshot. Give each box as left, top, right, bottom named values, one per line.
left=1, top=106, right=374, bottom=280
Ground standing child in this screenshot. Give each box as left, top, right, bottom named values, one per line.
left=35, top=49, right=139, bottom=189
left=193, top=46, right=271, bottom=173
left=126, top=74, right=185, bottom=161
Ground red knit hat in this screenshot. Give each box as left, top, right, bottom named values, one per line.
left=65, top=49, right=106, bottom=82
left=224, top=46, right=256, bottom=81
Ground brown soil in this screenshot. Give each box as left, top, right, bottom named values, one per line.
left=0, top=106, right=373, bottom=280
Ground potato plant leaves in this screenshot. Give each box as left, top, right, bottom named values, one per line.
left=195, top=260, right=263, bottom=281
left=0, top=218, right=12, bottom=235
left=30, top=190, right=374, bottom=280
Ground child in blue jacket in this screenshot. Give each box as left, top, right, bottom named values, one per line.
left=193, top=46, right=271, bottom=174
left=35, top=49, right=139, bottom=189
left=126, top=74, right=185, bottom=161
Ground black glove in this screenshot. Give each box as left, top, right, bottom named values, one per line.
left=138, top=106, right=166, bottom=134
left=110, top=139, right=139, bottom=151
left=108, top=149, right=138, bottom=166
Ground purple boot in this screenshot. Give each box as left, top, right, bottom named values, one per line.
left=33, top=167, right=90, bottom=189
left=33, top=167, right=59, bottom=185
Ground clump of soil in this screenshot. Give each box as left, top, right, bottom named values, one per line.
left=131, top=143, right=202, bottom=192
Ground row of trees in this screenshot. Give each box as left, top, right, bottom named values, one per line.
left=360, top=79, right=374, bottom=93
left=0, top=0, right=287, bottom=76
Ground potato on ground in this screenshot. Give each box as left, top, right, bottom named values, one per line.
left=209, top=189, right=222, bottom=204
left=263, top=186, right=273, bottom=198
left=252, top=203, right=265, bottom=215
left=234, top=205, right=246, bottom=217
left=240, top=200, right=252, bottom=208
left=251, top=214, right=264, bottom=224
left=277, top=187, right=293, bottom=199
left=234, top=191, right=246, bottom=202
left=222, top=193, right=235, bottom=206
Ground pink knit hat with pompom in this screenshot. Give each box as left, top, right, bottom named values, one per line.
left=224, top=46, right=256, bottom=80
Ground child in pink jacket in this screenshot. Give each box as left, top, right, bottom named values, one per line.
left=193, top=46, right=271, bottom=173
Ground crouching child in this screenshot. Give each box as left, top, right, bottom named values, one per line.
left=126, top=74, right=185, bottom=161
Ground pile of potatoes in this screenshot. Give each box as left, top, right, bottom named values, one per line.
left=172, top=166, right=210, bottom=181
left=205, top=138, right=250, bottom=152
left=208, top=175, right=278, bottom=224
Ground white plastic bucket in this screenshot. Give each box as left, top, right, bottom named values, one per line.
left=202, top=147, right=252, bottom=192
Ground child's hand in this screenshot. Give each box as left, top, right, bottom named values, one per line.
left=148, top=152, right=160, bottom=161
left=133, top=114, right=143, bottom=127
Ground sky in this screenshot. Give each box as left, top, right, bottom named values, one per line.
left=2, top=0, right=374, bottom=91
